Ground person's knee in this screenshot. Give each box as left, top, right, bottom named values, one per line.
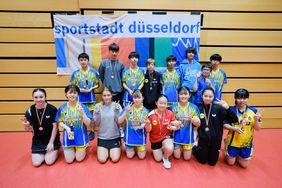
left=76, top=155, right=86, bottom=162
left=45, top=158, right=56, bottom=165
left=98, top=156, right=108, bottom=164
left=173, top=150, right=181, bottom=159
left=32, top=160, right=43, bottom=167
left=111, top=155, right=120, bottom=163
left=137, top=151, right=146, bottom=159
left=183, top=154, right=192, bottom=161
left=226, top=157, right=236, bottom=166
left=238, top=159, right=249, bottom=168
left=126, top=150, right=135, bottom=159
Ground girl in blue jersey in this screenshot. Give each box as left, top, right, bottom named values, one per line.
left=224, top=89, right=262, bottom=168
left=170, top=86, right=201, bottom=160
left=118, top=90, right=150, bottom=159
left=162, top=55, right=180, bottom=107
left=122, top=52, right=145, bottom=107
left=56, top=84, right=92, bottom=163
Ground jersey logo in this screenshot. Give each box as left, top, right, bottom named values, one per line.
left=152, top=120, right=158, bottom=126
left=200, top=113, right=205, bottom=119
left=212, top=114, right=216, bottom=117
left=46, top=116, right=50, bottom=118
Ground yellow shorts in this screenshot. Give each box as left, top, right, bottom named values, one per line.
left=63, top=145, right=88, bottom=152
left=125, top=144, right=146, bottom=152
left=174, top=143, right=193, bottom=150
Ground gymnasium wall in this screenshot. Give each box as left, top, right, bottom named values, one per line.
left=0, top=0, right=281, bottom=131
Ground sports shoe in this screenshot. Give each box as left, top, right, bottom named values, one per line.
left=162, top=156, right=171, bottom=169
left=89, top=130, right=95, bottom=141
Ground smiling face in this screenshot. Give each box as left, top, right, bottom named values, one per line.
left=102, top=90, right=112, bottom=104
left=202, top=67, right=211, bottom=78
left=33, top=90, right=46, bottom=107
left=66, top=89, right=78, bottom=103
left=156, top=96, right=168, bottom=112
left=202, top=89, right=214, bottom=105
left=178, top=90, right=190, bottom=104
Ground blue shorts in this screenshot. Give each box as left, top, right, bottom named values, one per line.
left=227, top=145, right=253, bottom=159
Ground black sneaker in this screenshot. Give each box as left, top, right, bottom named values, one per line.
left=89, top=131, right=95, bottom=141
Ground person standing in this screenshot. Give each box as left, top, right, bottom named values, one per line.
left=98, top=43, right=124, bottom=107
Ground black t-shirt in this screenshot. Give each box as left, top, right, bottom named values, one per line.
left=197, top=103, right=238, bottom=141
left=25, top=103, right=59, bottom=139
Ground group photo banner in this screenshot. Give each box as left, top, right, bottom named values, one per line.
left=53, top=14, right=201, bottom=75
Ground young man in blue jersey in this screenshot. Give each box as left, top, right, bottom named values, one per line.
left=70, top=53, right=100, bottom=141
left=209, top=53, right=227, bottom=102
left=178, top=47, right=201, bottom=103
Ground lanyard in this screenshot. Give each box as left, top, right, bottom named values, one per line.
left=203, top=104, right=212, bottom=131
left=35, top=103, right=47, bottom=131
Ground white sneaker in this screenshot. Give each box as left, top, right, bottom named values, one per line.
left=162, top=156, right=171, bottom=169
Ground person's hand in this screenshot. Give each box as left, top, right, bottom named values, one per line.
left=114, top=101, right=120, bottom=113
left=95, top=103, right=103, bottom=114
left=191, top=116, right=200, bottom=125
left=205, top=78, right=212, bottom=86
left=129, top=90, right=133, bottom=96
left=21, top=117, right=31, bottom=131
left=234, top=127, right=244, bottom=134
left=46, top=143, right=54, bottom=152
left=78, top=104, right=85, bottom=116
left=254, top=109, right=262, bottom=122
left=125, top=102, right=132, bottom=114
left=196, top=72, right=201, bottom=79
left=80, top=89, right=87, bottom=93
left=218, top=100, right=229, bottom=109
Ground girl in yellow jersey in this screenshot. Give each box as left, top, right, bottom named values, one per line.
left=224, top=89, right=262, bottom=168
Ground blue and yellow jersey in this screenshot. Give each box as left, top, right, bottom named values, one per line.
left=122, top=105, right=149, bottom=146
left=225, top=106, right=257, bottom=148
left=210, top=69, right=227, bottom=101
left=55, top=102, right=92, bottom=147
left=70, top=68, right=100, bottom=103
left=170, top=102, right=200, bottom=145
left=122, top=67, right=145, bottom=104
left=161, top=69, right=180, bottom=106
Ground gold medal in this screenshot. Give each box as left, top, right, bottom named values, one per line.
left=205, top=127, right=209, bottom=132
left=39, top=127, right=43, bottom=131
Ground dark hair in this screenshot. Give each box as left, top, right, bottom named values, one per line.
left=132, top=89, right=143, bottom=98
left=109, top=43, right=119, bottom=52
left=78, top=52, right=89, bottom=61
left=178, top=86, right=190, bottom=94
left=64, top=84, right=80, bottom=94
left=166, top=55, right=176, bottom=63
left=235, top=88, right=249, bottom=99
left=32, top=88, right=47, bottom=97
left=201, top=87, right=215, bottom=96
left=201, top=64, right=212, bottom=71
left=128, top=51, right=140, bottom=59
left=210, top=53, right=222, bottom=62
left=156, top=94, right=168, bottom=102
left=185, top=47, right=197, bottom=56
